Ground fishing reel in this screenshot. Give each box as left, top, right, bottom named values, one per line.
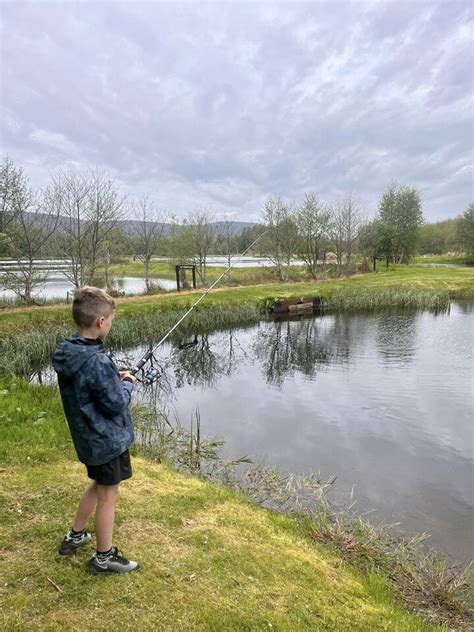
left=143, top=366, right=161, bottom=384
left=128, top=353, right=162, bottom=385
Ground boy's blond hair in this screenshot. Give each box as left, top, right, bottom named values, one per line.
left=72, top=287, right=115, bottom=329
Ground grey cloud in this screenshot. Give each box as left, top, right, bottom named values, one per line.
left=1, top=1, right=472, bottom=221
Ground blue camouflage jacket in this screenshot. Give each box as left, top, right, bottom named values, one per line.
left=53, top=334, right=134, bottom=466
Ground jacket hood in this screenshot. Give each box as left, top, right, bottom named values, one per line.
left=53, top=334, right=105, bottom=378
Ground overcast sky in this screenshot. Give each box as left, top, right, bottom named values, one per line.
left=1, top=1, right=472, bottom=222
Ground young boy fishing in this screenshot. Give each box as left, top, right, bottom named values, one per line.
left=53, top=287, right=140, bottom=574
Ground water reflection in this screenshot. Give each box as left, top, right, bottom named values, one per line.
left=253, top=318, right=333, bottom=386
left=173, top=334, right=228, bottom=388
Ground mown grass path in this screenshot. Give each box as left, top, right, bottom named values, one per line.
left=1, top=456, right=442, bottom=630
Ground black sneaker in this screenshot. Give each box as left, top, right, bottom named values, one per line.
left=89, top=547, right=140, bottom=575
left=58, top=531, right=92, bottom=555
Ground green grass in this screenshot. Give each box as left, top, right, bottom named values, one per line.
left=0, top=379, right=448, bottom=631
left=1, top=265, right=473, bottom=340
left=414, top=255, right=473, bottom=265
left=0, top=380, right=73, bottom=464
left=108, top=258, right=306, bottom=284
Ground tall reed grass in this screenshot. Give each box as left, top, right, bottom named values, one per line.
left=322, top=288, right=451, bottom=312
left=0, top=304, right=261, bottom=377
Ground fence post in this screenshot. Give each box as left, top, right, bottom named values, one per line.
left=175, top=266, right=181, bottom=292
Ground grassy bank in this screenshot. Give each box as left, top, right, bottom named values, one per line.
left=1, top=265, right=473, bottom=338
left=0, top=379, right=463, bottom=630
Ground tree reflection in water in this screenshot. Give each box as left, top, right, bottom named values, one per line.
left=171, top=331, right=246, bottom=389
left=253, top=315, right=346, bottom=387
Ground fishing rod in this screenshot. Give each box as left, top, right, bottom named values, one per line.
left=129, top=230, right=267, bottom=383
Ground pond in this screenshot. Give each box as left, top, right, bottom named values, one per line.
left=113, top=303, right=473, bottom=564
left=0, top=274, right=177, bottom=300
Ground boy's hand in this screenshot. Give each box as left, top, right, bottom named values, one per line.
left=119, top=371, right=137, bottom=384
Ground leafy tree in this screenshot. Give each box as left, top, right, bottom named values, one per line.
left=417, top=218, right=460, bottom=255
left=377, top=183, right=423, bottom=262
left=358, top=219, right=386, bottom=258
left=457, top=203, right=474, bottom=258
left=295, top=193, right=332, bottom=279
left=3, top=174, right=60, bottom=303
left=238, top=224, right=266, bottom=254
left=0, top=156, right=23, bottom=255
left=260, top=197, right=298, bottom=281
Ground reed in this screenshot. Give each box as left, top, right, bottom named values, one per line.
left=0, top=304, right=261, bottom=377
left=326, top=288, right=451, bottom=312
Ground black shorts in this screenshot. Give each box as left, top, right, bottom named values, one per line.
left=86, top=450, right=132, bottom=486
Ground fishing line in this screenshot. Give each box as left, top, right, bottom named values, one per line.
left=130, top=230, right=267, bottom=383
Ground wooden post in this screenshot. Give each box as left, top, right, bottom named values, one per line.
left=176, top=265, right=181, bottom=292
left=192, top=266, right=196, bottom=289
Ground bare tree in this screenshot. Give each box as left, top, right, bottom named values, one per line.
left=3, top=175, right=60, bottom=303
left=132, top=196, right=167, bottom=291
left=261, top=196, right=298, bottom=281
left=330, top=203, right=345, bottom=274
left=171, top=210, right=216, bottom=285
left=215, top=214, right=238, bottom=283
left=51, top=170, right=91, bottom=287
left=85, top=169, right=128, bottom=282
left=330, top=193, right=363, bottom=275
left=52, top=169, right=127, bottom=287
left=296, top=193, right=332, bottom=279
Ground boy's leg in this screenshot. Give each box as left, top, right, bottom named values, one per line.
left=90, top=480, right=139, bottom=574
left=73, top=481, right=98, bottom=531
left=95, top=483, right=120, bottom=552
left=57, top=481, right=97, bottom=555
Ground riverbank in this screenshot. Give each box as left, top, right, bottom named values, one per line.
left=1, top=379, right=469, bottom=630
left=1, top=265, right=473, bottom=339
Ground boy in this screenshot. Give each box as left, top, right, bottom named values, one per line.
left=53, top=287, right=139, bottom=574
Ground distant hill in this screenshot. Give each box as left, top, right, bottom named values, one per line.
left=21, top=213, right=259, bottom=237
left=118, top=220, right=258, bottom=237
